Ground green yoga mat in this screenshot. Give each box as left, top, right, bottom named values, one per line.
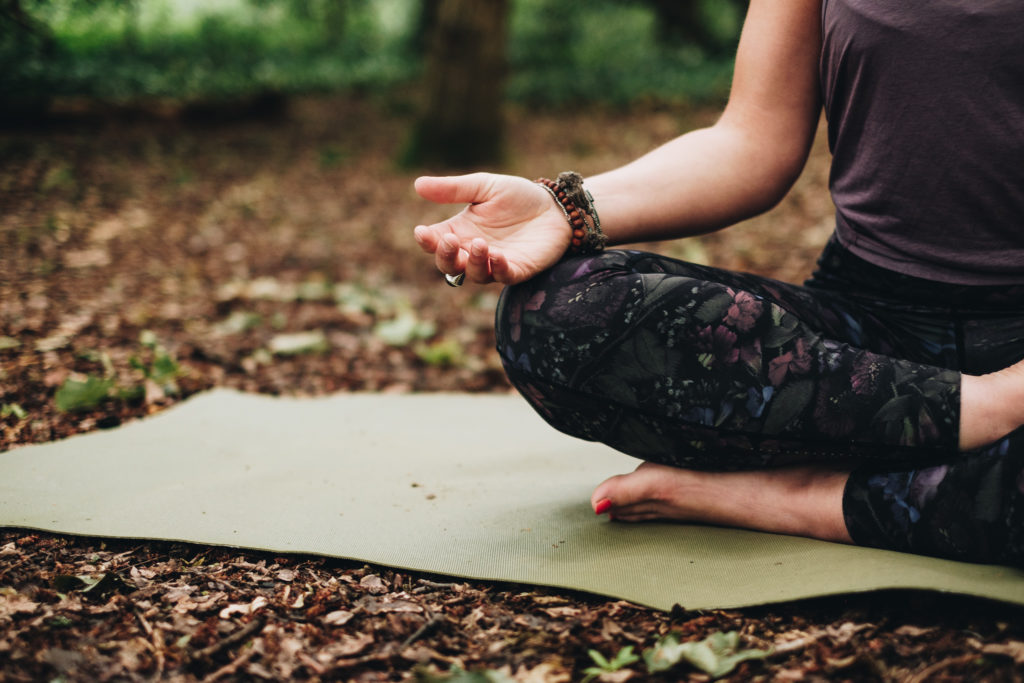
left=2, top=389, right=1022, bottom=610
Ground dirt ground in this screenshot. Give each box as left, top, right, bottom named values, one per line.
left=2, top=96, right=1023, bottom=681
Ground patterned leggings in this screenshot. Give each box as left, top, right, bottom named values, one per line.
left=494, top=239, right=1024, bottom=565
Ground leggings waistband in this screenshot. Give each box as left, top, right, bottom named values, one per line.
left=807, top=236, right=1024, bottom=313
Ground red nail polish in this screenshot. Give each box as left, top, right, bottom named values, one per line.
left=594, top=499, right=612, bottom=515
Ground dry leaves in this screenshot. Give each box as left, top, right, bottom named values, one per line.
left=2, top=98, right=1024, bottom=681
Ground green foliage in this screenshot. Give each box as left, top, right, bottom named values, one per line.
left=508, top=0, right=735, bottom=106
left=55, top=375, right=115, bottom=413
left=53, top=331, right=184, bottom=412
left=318, top=144, right=350, bottom=169
left=3, top=0, right=418, bottom=105
left=582, top=645, right=640, bottom=681
left=414, top=666, right=514, bottom=683
left=1, top=403, right=28, bottom=420
left=214, top=311, right=263, bottom=336
left=414, top=338, right=464, bottom=368
left=643, top=631, right=772, bottom=678
left=373, top=311, right=436, bottom=347
left=130, top=329, right=183, bottom=394
left=3, top=0, right=737, bottom=109
left=268, top=330, right=330, bottom=356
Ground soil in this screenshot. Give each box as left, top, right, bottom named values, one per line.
left=1, top=96, right=1022, bottom=681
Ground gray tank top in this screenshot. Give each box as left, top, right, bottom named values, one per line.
left=820, top=0, right=1024, bottom=284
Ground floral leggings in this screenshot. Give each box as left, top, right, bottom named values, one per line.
left=494, top=238, right=1024, bottom=565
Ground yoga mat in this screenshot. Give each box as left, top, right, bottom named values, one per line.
left=2, top=389, right=1023, bottom=611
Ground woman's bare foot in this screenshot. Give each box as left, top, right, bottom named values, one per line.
left=590, top=461, right=853, bottom=544
left=960, top=358, right=1024, bottom=451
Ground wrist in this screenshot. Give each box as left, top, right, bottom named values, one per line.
left=535, top=172, right=607, bottom=256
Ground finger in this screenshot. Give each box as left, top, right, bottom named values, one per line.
left=488, top=247, right=513, bottom=284
left=415, top=173, right=494, bottom=206
left=413, top=225, right=440, bottom=254
left=435, top=232, right=466, bottom=275
left=465, top=238, right=494, bottom=284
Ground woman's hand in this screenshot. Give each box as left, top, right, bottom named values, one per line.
left=413, top=173, right=572, bottom=285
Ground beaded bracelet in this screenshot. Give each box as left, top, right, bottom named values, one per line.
left=535, top=171, right=607, bottom=255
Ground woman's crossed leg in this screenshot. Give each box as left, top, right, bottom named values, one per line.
left=495, top=247, right=1024, bottom=564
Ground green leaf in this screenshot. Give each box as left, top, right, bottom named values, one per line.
left=139, top=329, right=159, bottom=348
left=54, top=375, right=113, bottom=413
left=117, top=384, right=145, bottom=403
left=150, top=350, right=181, bottom=384
left=268, top=330, right=329, bottom=356
left=588, top=650, right=610, bottom=669
left=414, top=665, right=515, bottom=683
left=0, top=335, right=21, bottom=351
left=374, top=312, right=436, bottom=347
left=215, top=311, right=263, bottom=335
left=583, top=646, right=641, bottom=681
left=643, top=631, right=771, bottom=678
left=1, top=403, right=27, bottom=420
left=414, top=339, right=464, bottom=367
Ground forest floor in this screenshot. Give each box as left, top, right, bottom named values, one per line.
left=2, top=95, right=1023, bottom=681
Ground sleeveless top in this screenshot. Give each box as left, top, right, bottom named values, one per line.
left=820, top=0, right=1024, bottom=284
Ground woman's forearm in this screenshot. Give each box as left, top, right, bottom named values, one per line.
left=584, top=0, right=824, bottom=246
left=585, top=117, right=816, bottom=246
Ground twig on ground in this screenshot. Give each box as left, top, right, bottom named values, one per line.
left=200, top=648, right=256, bottom=683
left=401, top=608, right=443, bottom=650
left=416, top=579, right=462, bottom=590
left=905, top=654, right=980, bottom=683
left=190, top=618, right=265, bottom=663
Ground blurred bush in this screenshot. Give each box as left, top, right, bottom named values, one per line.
left=508, top=0, right=741, bottom=107
left=0, top=0, right=740, bottom=116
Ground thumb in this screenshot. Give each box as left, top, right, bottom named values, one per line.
left=414, top=173, right=495, bottom=205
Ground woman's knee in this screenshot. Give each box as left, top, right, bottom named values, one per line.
left=494, top=251, right=641, bottom=383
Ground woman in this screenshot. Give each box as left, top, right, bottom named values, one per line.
left=412, top=0, right=1024, bottom=564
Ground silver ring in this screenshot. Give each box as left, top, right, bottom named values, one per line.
left=444, top=272, right=465, bottom=287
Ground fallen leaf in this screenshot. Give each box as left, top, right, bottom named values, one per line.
left=514, top=661, right=571, bottom=683
left=268, top=330, right=329, bottom=355
left=894, top=625, right=937, bottom=638
left=220, top=595, right=268, bottom=619
left=357, top=595, right=423, bottom=615
left=323, top=632, right=374, bottom=658
left=322, top=609, right=355, bottom=626
left=0, top=589, right=40, bottom=620
left=360, top=574, right=388, bottom=594
left=981, top=641, right=1024, bottom=665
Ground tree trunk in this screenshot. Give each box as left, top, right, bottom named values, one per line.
left=405, top=0, right=509, bottom=168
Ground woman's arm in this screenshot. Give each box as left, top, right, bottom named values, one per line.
left=587, top=0, right=823, bottom=244
left=414, top=0, right=824, bottom=283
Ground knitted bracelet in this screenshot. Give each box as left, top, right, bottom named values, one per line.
left=535, top=171, right=607, bottom=255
